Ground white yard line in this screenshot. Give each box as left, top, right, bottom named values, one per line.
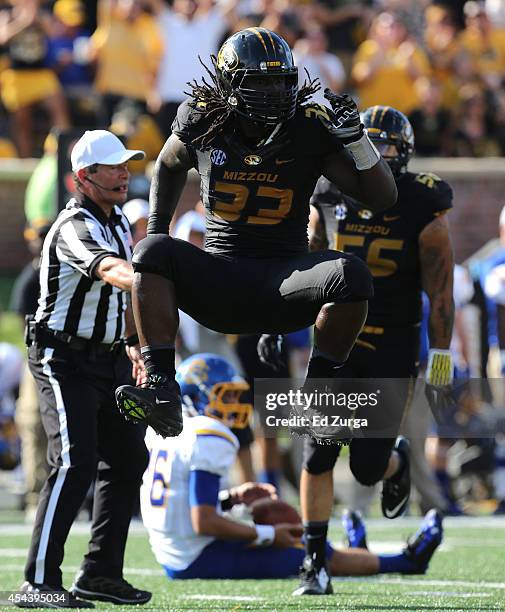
left=187, top=595, right=265, bottom=602
left=334, top=577, right=505, bottom=590
left=331, top=516, right=505, bottom=529
left=407, top=591, right=492, bottom=598
left=0, top=521, right=148, bottom=536
left=365, top=541, right=452, bottom=553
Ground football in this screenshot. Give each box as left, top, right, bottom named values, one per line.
left=250, top=498, right=302, bottom=525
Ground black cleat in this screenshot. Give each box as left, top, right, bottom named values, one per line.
left=70, top=573, right=151, bottom=606
left=14, top=581, right=95, bottom=608
left=342, top=509, right=368, bottom=549
left=403, top=509, right=443, bottom=574
left=381, top=436, right=411, bottom=519
left=115, top=374, right=183, bottom=438
left=292, top=555, right=333, bottom=596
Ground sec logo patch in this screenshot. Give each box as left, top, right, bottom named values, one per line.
left=334, top=204, right=347, bottom=220
left=211, top=149, right=227, bottom=166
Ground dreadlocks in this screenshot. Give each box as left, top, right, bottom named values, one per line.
left=185, top=59, right=321, bottom=150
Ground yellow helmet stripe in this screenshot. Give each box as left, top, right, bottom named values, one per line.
left=247, top=27, right=269, bottom=55
left=265, top=29, right=277, bottom=56
left=379, top=106, right=390, bottom=124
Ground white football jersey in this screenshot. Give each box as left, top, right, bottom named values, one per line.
left=141, top=415, right=239, bottom=570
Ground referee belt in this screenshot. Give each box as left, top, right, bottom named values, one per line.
left=26, top=320, right=123, bottom=356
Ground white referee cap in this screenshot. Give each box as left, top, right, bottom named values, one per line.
left=71, top=130, right=145, bottom=171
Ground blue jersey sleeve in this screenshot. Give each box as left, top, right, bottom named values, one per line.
left=189, top=469, right=220, bottom=508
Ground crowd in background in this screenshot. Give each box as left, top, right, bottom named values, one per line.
left=2, top=0, right=505, bottom=520
left=1, top=0, right=505, bottom=158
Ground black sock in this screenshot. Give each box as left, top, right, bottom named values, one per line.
left=306, top=352, right=344, bottom=379
left=141, top=345, right=176, bottom=379
left=304, top=520, right=328, bottom=567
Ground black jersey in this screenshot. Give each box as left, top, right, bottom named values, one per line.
left=172, top=100, right=344, bottom=258
left=312, top=171, right=453, bottom=327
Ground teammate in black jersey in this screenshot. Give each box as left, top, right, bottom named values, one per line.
left=291, top=107, right=455, bottom=595
left=114, top=28, right=397, bottom=438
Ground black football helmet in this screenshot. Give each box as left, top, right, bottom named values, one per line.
left=361, top=106, right=415, bottom=177
left=215, top=27, right=298, bottom=125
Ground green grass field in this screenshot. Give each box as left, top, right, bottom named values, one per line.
left=1, top=516, right=505, bottom=611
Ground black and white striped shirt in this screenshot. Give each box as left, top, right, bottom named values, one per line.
left=35, top=196, right=133, bottom=344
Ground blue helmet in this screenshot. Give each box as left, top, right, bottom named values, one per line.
left=175, top=353, right=252, bottom=429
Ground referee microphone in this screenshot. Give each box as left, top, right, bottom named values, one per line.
left=85, top=176, right=123, bottom=192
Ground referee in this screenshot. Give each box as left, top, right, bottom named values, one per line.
left=18, top=130, right=151, bottom=608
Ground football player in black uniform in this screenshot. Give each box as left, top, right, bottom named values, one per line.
left=114, top=28, right=397, bottom=437
left=289, top=107, right=455, bottom=595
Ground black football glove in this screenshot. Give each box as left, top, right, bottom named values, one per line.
left=257, top=334, right=286, bottom=372
left=323, top=90, right=363, bottom=144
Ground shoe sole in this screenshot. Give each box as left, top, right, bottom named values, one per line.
left=71, top=587, right=151, bottom=605
left=115, top=388, right=149, bottom=424
left=292, top=586, right=334, bottom=596
left=115, top=387, right=183, bottom=437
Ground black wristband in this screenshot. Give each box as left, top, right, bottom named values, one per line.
left=125, top=333, right=139, bottom=347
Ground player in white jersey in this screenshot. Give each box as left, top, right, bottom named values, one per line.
left=141, top=353, right=444, bottom=581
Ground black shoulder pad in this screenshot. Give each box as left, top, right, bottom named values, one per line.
left=171, top=98, right=210, bottom=146
left=414, top=172, right=453, bottom=218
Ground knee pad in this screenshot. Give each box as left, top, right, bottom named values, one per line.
left=132, top=234, right=176, bottom=280
left=302, top=438, right=340, bottom=475
left=325, top=253, right=373, bottom=303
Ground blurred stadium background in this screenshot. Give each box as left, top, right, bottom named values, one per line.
left=2, top=0, right=505, bottom=607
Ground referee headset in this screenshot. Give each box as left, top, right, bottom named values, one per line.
left=84, top=173, right=123, bottom=192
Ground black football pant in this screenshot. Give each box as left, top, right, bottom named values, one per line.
left=133, top=235, right=373, bottom=334
left=25, top=341, right=148, bottom=588
left=303, top=325, right=420, bottom=485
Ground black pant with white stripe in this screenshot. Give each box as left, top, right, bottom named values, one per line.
left=25, top=340, right=148, bottom=588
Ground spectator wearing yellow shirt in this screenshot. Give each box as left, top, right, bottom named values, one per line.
left=89, top=0, right=163, bottom=124
left=452, top=84, right=501, bottom=156
left=351, top=11, right=430, bottom=114
left=0, top=0, right=70, bottom=157
left=458, top=0, right=505, bottom=92
left=423, top=4, right=471, bottom=108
